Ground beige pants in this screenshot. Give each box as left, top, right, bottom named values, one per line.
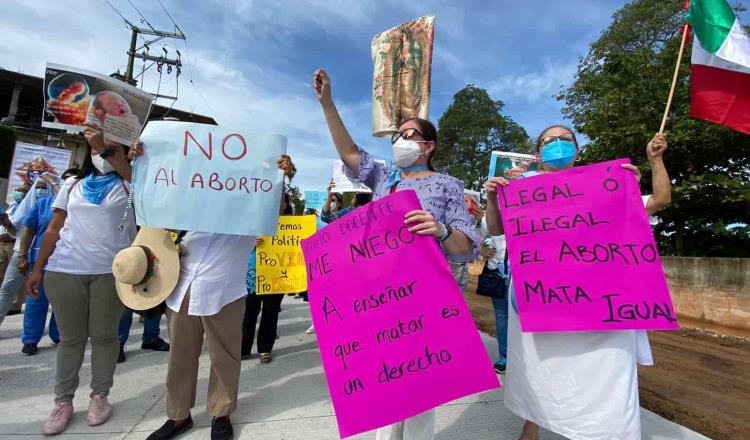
left=0, top=242, right=14, bottom=280
left=44, top=271, right=123, bottom=403
left=166, top=290, right=245, bottom=420
left=0, top=242, right=23, bottom=312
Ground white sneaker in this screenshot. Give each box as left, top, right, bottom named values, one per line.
left=305, top=324, right=315, bottom=334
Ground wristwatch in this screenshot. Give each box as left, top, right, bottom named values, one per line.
left=438, top=223, right=453, bottom=242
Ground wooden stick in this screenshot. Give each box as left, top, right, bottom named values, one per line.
left=659, top=24, right=691, bottom=134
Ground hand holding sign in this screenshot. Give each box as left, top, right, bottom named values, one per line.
left=497, top=159, right=679, bottom=333
left=133, top=121, right=288, bottom=236
left=301, top=190, right=498, bottom=438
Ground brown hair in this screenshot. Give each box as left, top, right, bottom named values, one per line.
left=400, top=117, right=437, bottom=171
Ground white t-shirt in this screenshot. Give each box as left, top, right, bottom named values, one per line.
left=46, top=177, right=136, bottom=275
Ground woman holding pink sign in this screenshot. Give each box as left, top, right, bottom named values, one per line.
left=313, top=68, right=481, bottom=440
left=485, top=125, right=671, bottom=440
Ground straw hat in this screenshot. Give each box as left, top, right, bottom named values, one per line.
left=113, top=228, right=179, bottom=311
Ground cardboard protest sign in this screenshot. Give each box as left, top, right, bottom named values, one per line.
left=301, top=190, right=499, bottom=438
left=256, top=215, right=316, bottom=294
left=497, top=159, right=679, bottom=332
left=304, top=191, right=328, bottom=214
left=134, top=121, right=287, bottom=236
left=371, top=16, right=435, bottom=137
left=488, top=151, right=539, bottom=179
left=42, top=63, right=153, bottom=146
left=6, top=142, right=71, bottom=205
left=332, top=159, right=387, bottom=193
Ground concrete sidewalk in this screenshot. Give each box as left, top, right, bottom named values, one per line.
left=0, top=300, right=708, bottom=440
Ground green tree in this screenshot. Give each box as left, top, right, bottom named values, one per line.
left=558, top=0, right=750, bottom=257
left=286, top=185, right=305, bottom=215
left=433, top=85, right=530, bottom=192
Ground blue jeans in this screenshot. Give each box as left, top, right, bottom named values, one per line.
left=0, top=251, right=28, bottom=326
left=118, top=310, right=161, bottom=346
left=22, top=281, right=59, bottom=344
left=491, top=295, right=509, bottom=365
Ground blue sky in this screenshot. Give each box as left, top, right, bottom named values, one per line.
left=3, top=0, right=737, bottom=193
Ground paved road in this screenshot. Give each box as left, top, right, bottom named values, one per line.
left=0, top=300, right=708, bottom=439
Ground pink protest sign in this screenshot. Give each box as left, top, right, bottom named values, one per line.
left=301, top=190, right=499, bottom=438
left=497, top=159, right=679, bottom=333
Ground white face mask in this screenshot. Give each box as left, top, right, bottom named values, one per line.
left=392, top=138, right=424, bottom=168
left=92, top=154, right=115, bottom=174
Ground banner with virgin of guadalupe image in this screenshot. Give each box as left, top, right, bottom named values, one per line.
left=371, top=16, right=435, bottom=137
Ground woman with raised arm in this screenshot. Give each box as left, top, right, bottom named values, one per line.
left=484, top=126, right=670, bottom=440
left=313, top=68, right=480, bottom=440
left=26, top=124, right=136, bottom=436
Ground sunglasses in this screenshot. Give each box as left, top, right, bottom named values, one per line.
left=540, top=133, right=576, bottom=147
left=391, top=128, right=428, bottom=144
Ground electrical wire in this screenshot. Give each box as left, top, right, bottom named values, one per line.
left=103, top=0, right=132, bottom=27
left=127, top=0, right=156, bottom=31
left=157, top=0, right=183, bottom=35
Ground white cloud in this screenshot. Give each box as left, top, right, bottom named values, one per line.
left=486, top=58, right=578, bottom=103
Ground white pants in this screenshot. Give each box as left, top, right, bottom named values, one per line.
left=376, top=410, right=435, bottom=440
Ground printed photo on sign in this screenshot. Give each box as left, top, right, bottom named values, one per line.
left=497, top=159, right=679, bottom=333
left=133, top=121, right=287, bottom=236
left=488, top=151, right=539, bottom=180
left=42, top=63, right=153, bottom=146
left=256, top=215, right=316, bottom=294
left=6, top=143, right=72, bottom=205
left=301, top=190, right=499, bottom=438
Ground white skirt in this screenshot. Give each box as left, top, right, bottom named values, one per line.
left=504, top=287, right=648, bottom=439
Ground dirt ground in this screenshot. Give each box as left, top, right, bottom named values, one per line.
left=462, top=275, right=750, bottom=440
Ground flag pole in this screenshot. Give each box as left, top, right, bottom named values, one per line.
left=659, top=24, right=691, bottom=134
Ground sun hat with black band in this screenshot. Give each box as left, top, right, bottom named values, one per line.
left=113, top=227, right=179, bottom=311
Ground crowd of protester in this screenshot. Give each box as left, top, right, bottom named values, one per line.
left=0, top=67, right=672, bottom=440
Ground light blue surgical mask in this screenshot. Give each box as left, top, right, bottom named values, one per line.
left=13, top=191, right=25, bottom=204
left=35, top=188, right=51, bottom=199
left=541, top=140, right=577, bottom=168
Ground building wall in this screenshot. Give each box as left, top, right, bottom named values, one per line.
left=664, top=257, right=750, bottom=331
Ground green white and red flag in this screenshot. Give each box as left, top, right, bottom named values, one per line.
left=687, top=0, right=750, bottom=133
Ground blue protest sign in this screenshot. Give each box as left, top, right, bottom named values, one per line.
left=134, top=121, right=287, bottom=236
left=304, top=191, right=327, bottom=213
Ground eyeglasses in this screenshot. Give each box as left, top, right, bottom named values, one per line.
left=391, top=128, right=428, bottom=144
left=540, top=133, right=576, bottom=147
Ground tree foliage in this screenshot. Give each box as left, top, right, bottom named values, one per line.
left=558, top=0, right=750, bottom=257
left=433, top=85, right=530, bottom=192
left=286, top=185, right=305, bottom=215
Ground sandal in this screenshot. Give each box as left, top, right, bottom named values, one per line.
left=259, top=352, right=272, bottom=364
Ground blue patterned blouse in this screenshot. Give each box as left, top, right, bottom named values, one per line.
left=345, top=147, right=480, bottom=263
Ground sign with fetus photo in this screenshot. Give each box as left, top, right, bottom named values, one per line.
left=488, top=151, right=540, bottom=180
left=42, top=63, right=154, bottom=146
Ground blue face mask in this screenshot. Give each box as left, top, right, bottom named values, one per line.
left=13, top=191, right=25, bottom=204
left=35, top=188, right=51, bottom=199
left=540, top=140, right=577, bottom=168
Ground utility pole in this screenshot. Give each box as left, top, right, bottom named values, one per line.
left=122, top=22, right=185, bottom=100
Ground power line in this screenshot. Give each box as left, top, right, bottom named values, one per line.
left=189, top=79, right=217, bottom=122
left=157, top=0, right=183, bottom=34
left=103, top=0, right=132, bottom=27
left=127, top=0, right=156, bottom=31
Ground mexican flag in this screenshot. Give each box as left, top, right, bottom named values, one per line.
left=687, top=0, right=750, bottom=134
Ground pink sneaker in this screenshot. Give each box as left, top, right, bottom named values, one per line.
left=42, top=401, right=73, bottom=435
left=87, top=394, right=112, bottom=426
